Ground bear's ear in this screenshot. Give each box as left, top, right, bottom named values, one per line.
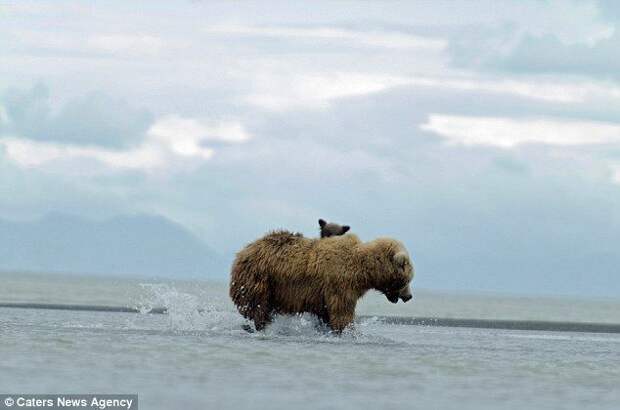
left=342, top=225, right=350, bottom=234
left=318, top=219, right=327, bottom=227
left=393, top=252, right=408, bottom=269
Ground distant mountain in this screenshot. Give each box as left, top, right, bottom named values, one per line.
left=0, top=213, right=226, bottom=278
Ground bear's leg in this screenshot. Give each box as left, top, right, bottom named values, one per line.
left=250, top=278, right=272, bottom=331
left=326, top=293, right=356, bottom=333
left=310, top=309, right=330, bottom=333
left=251, top=306, right=272, bottom=331
left=329, top=311, right=355, bottom=333
left=317, top=310, right=330, bottom=327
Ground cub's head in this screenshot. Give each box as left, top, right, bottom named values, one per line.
left=319, top=218, right=351, bottom=238
left=375, top=241, right=414, bottom=304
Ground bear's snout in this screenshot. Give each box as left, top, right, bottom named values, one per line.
left=398, top=286, right=413, bottom=303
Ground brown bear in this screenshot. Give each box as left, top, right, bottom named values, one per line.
left=319, top=218, right=350, bottom=238
left=229, top=230, right=414, bottom=332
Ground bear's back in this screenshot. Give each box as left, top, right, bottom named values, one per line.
left=260, top=230, right=315, bottom=257
left=236, top=230, right=316, bottom=278
left=306, top=234, right=362, bottom=275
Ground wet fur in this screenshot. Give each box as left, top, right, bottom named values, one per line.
left=229, top=231, right=413, bottom=332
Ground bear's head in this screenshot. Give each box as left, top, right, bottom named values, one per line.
left=319, top=218, right=351, bottom=238
left=374, top=242, right=414, bottom=304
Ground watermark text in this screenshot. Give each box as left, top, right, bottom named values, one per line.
left=1, top=395, right=137, bottom=410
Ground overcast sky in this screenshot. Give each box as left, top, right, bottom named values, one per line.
left=2, top=1, right=620, bottom=297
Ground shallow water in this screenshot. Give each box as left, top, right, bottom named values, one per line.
left=1, top=272, right=619, bottom=410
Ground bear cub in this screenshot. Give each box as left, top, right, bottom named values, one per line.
left=319, top=219, right=350, bottom=238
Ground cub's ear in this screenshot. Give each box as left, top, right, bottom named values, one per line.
left=393, top=252, right=408, bottom=269
left=342, top=225, right=350, bottom=234
left=318, top=219, right=327, bottom=227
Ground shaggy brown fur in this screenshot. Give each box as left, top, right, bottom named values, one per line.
left=229, top=231, right=414, bottom=332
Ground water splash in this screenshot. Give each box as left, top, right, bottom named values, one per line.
left=129, top=283, right=401, bottom=344
left=133, top=283, right=243, bottom=332
left=260, top=313, right=329, bottom=337
left=243, top=313, right=402, bottom=346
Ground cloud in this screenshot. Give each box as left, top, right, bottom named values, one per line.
left=4, top=27, right=165, bottom=58
left=492, top=33, right=620, bottom=78
left=0, top=85, right=153, bottom=148
left=0, top=115, right=251, bottom=173
left=244, top=71, right=619, bottom=112
left=443, top=0, right=613, bottom=47
left=149, top=115, right=251, bottom=148
left=0, top=137, right=165, bottom=170
left=245, top=72, right=413, bottom=111
left=420, top=114, right=620, bottom=148
left=207, top=25, right=447, bottom=51
left=87, top=34, right=163, bottom=56
left=513, top=0, right=613, bottom=46
left=403, top=75, right=620, bottom=104
left=597, top=0, right=620, bottom=22
left=447, top=4, right=619, bottom=78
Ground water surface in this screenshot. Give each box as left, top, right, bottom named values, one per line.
left=1, top=272, right=619, bottom=410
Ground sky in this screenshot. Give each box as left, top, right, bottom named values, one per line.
left=1, top=0, right=620, bottom=297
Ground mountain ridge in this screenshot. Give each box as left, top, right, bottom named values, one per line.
left=0, top=212, right=227, bottom=278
